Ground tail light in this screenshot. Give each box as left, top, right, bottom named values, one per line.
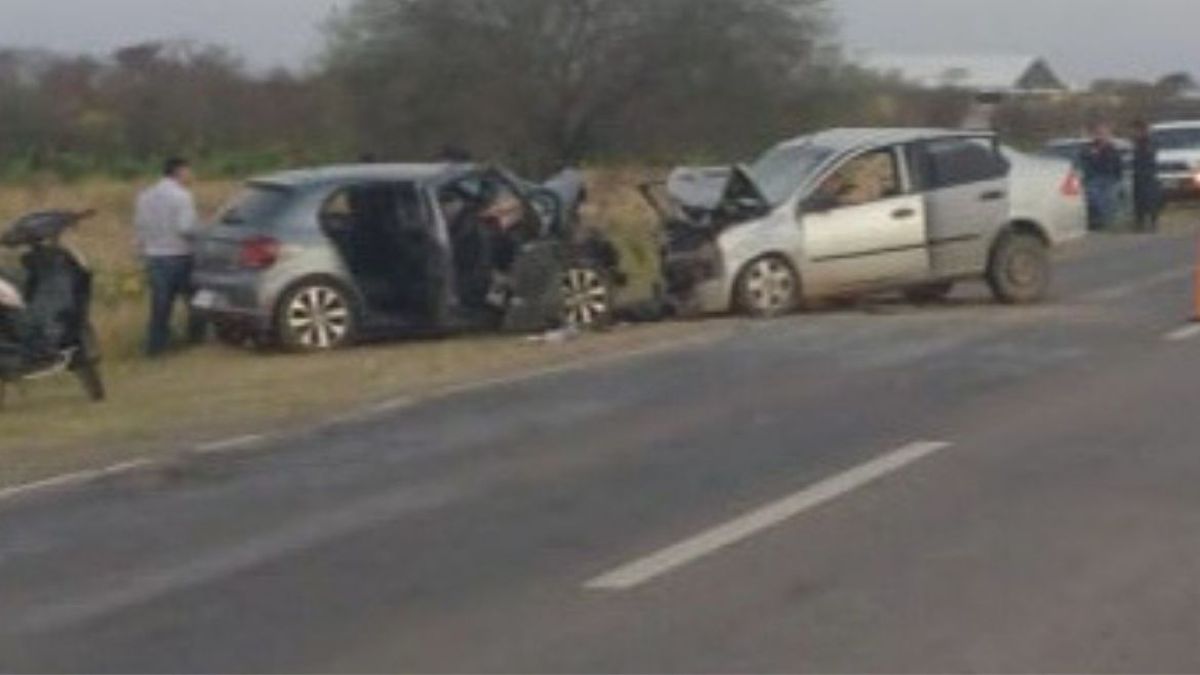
left=1192, top=172, right=1200, bottom=189
left=239, top=236, right=281, bottom=270
left=1061, top=170, right=1082, bottom=198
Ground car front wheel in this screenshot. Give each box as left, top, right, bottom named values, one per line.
left=276, top=281, right=359, bottom=351
left=735, top=255, right=800, bottom=318
left=561, top=264, right=613, bottom=331
left=988, top=232, right=1051, bottom=304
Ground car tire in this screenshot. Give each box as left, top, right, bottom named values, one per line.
left=213, top=320, right=253, bottom=348
left=275, top=280, right=360, bottom=352
left=904, top=281, right=955, bottom=305
left=987, top=232, right=1051, bottom=304
left=735, top=255, right=800, bottom=319
left=561, top=261, right=614, bottom=331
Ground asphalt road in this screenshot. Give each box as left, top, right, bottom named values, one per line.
left=3, top=230, right=1200, bottom=673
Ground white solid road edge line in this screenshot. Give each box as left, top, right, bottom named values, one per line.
left=0, top=330, right=733, bottom=506
left=0, top=458, right=155, bottom=504
left=585, top=440, right=953, bottom=592
left=1164, top=324, right=1200, bottom=342
left=0, top=434, right=270, bottom=505
left=193, top=434, right=270, bottom=455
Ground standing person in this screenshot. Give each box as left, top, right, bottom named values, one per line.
left=1079, top=124, right=1125, bottom=231
left=1131, top=120, right=1163, bottom=233
left=134, top=157, right=207, bottom=357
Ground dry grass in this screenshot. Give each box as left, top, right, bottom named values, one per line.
left=0, top=321, right=728, bottom=487
left=0, top=169, right=683, bottom=488
left=0, top=177, right=240, bottom=358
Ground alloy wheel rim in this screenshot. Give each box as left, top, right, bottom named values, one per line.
left=745, top=259, right=796, bottom=312
left=562, top=268, right=610, bottom=328
left=287, top=286, right=350, bottom=349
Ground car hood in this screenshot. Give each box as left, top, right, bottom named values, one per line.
left=662, top=165, right=772, bottom=227
left=666, top=166, right=734, bottom=211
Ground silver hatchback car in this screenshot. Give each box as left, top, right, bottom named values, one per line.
left=653, top=128, right=1074, bottom=317
left=192, top=163, right=620, bottom=351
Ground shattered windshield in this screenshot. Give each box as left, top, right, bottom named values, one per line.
left=747, top=142, right=836, bottom=206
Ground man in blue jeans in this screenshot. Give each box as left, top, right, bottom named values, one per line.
left=134, top=158, right=207, bottom=357
left=1079, top=124, right=1126, bottom=231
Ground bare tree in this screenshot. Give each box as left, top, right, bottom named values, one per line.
left=325, top=0, right=831, bottom=171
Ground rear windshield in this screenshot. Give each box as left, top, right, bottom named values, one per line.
left=218, top=183, right=293, bottom=226
left=1153, top=127, right=1200, bottom=150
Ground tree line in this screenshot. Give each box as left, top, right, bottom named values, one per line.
left=1, top=0, right=1197, bottom=181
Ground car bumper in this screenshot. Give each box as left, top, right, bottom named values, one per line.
left=1158, top=173, right=1200, bottom=199
left=192, top=273, right=272, bottom=330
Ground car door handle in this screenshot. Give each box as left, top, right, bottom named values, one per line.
left=892, top=208, right=917, bottom=220
left=980, top=190, right=1007, bottom=202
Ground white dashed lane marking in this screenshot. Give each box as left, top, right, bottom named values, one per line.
left=585, top=441, right=953, bottom=591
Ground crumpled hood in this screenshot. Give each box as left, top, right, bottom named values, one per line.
left=666, top=166, right=733, bottom=212
left=541, top=168, right=587, bottom=211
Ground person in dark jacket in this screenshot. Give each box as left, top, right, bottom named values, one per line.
left=1079, top=124, right=1125, bottom=231
left=1131, top=120, right=1163, bottom=232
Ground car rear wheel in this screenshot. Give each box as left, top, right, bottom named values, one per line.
left=736, top=255, right=800, bottom=319
left=988, top=232, right=1051, bottom=304
left=276, top=281, right=359, bottom=351
left=561, top=264, right=613, bottom=331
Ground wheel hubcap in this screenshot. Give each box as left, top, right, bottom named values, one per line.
left=1008, top=250, right=1042, bottom=287
left=287, top=287, right=350, bottom=349
left=745, top=259, right=796, bottom=311
left=562, top=268, right=610, bottom=329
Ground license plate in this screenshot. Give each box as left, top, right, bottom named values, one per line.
left=192, top=290, right=219, bottom=311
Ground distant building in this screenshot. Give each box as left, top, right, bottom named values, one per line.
left=859, top=53, right=1071, bottom=95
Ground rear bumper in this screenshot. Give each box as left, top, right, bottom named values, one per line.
left=192, top=272, right=272, bottom=330
left=1158, top=173, right=1200, bottom=200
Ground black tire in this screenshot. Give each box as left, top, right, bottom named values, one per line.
left=74, top=361, right=106, bottom=402
left=735, top=255, right=800, bottom=319
left=561, top=261, right=615, bottom=331
left=275, top=280, right=360, bottom=352
left=213, top=320, right=253, bottom=348
left=987, top=232, right=1051, bottom=304
left=905, top=281, right=955, bottom=305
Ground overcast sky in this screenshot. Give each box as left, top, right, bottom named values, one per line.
left=0, top=0, right=1195, bottom=82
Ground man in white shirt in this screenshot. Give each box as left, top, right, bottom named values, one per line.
left=134, top=158, right=207, bottom=356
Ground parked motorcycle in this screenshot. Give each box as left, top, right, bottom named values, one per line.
left=0, top=210, right=105, bottom=406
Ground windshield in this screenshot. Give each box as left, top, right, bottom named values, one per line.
left=747, top=143, right=835, bottom=205
left=1153, top=127, right=1200, bottom=150
left=218, top=183, right=292, bottom=226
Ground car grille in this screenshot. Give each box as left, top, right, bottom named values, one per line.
left=1158, top=162, right=1191, bottom=173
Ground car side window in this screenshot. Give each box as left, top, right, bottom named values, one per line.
left=319, top=189, right=355, bottom=231
left=320, top=182, right=425, bottom=233
left=915, top=138, right=1009, bottom=190
left=811, top=148, right=902, bottom=210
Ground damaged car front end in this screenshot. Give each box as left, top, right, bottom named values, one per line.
left=646, top=142, right=834, bottom=316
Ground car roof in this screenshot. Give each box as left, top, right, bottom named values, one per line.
left=774, top=127, right=995, bottom=153
left=1044, top=137, right=1133, bottom=150
left=252, top=163, right=479, bottom=190
left=1151, top=121, right=1200, bottom=131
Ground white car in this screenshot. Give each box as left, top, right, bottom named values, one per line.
left=1152, top=121, right=1200, bottom=199
left=653, top=128, right=1086, bottom=318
